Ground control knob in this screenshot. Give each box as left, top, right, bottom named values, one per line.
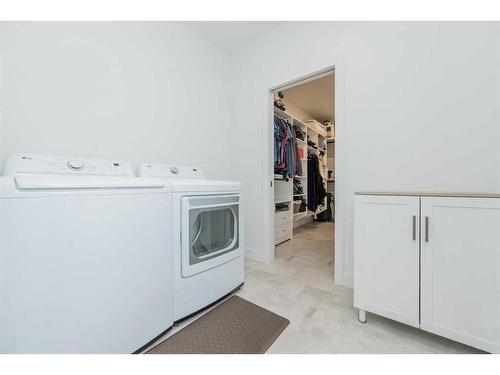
left=67, top=160, right=84, bottom=171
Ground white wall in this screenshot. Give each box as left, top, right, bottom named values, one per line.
left=2, top=22, right=500, bottom=289
left=0, top=22, right=236, bottom=179
left=229, top=22, right=500, bottom=287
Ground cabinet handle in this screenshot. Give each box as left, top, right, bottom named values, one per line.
left=425, top=216, right=429, bottom=242
left=412, top=215, right=416, bottom=241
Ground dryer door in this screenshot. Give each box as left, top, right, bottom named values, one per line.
left=181, top=194, right=241, bottom=277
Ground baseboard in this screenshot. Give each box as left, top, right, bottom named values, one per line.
left=244, top=246, right=267, bottom=263
left=335, top=271, right=354, bottom=289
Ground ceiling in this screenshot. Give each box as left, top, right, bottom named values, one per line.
left=283, top=73, right=335, bottom=122
left=187, top=22, right=285, bottom=52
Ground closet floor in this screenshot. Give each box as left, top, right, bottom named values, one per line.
left=238, top=221, right=482, bottom=354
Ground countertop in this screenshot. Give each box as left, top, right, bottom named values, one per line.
left=354, top=191, right=500, bottom=198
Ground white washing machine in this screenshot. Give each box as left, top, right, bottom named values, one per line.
left=138, top=163, right=244, bottom=323
left=0, top=153, right=173, bottom=353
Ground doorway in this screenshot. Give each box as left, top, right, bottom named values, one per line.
left=268, top=67, right=339, bottom=286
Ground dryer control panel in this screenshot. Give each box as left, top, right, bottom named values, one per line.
left=138, top=163, right=205, bottom=179
left=2, top=153, right=135, bottom=177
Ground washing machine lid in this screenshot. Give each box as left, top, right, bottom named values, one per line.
left=0, top=153, right=168, bottom=195
left=13, top=174, right=166, bottom=190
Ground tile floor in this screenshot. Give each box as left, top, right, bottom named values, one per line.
left=237, top=221, right=482, bottom=354
left=146, top=221, right=482, bottom=354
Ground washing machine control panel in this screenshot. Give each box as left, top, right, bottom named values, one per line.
left=138, top=163, right=205, bottom=179
left=2, top=153, right=135, bottom=177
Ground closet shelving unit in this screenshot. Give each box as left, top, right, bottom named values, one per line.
left=273, top=108, right=294, bottom=245
left=274, top=107, right=329, bottom=244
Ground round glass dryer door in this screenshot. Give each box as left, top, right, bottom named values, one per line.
left=189, top=205, right=239, bottom=265
left=181, top=194, right=241, bottom=277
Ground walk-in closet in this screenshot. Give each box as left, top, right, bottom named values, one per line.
left=272, top=72, right=335, bottom=249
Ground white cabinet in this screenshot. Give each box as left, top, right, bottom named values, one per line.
left=354, top=193, right=500, bottom=353
left=420, top=197, right=500, bottom=353
left=354, top=195, right=420, bottom=328
left=274, top=201, right=292, bottom=245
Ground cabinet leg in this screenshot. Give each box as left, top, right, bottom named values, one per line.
left=358, top=309, right=367, bottom=323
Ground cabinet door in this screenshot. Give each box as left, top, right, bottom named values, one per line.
left=354, top=195, right=420, bottom=327
left=421, top=197, right=500, bottom=353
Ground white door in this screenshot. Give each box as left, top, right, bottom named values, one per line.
left=354, top=195, right=420, bottom=327
left=181, top=194, right=241, bottom=278
left=420, top=197, right=500, bottom=353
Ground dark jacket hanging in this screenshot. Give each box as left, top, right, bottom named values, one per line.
left=307, top=154, right=327, bottom=212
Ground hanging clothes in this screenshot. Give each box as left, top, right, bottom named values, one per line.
left=307, top=153, right=327, bottom=212
left=274, top=115, right=300, bottom=179
left=273, top=115, right=288, bottom=175
left=292, top=126, right=303, bottom=177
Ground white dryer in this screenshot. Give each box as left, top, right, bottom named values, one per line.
left=0, top=153, right=173, bottom=353
left=138, top=163, right=244, bottom=323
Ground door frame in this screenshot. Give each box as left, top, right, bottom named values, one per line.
left=266, top=62, right=350, bottom=288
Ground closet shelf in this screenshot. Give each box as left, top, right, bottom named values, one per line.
left=274, top=174, right=295, bottom=181
left=315, top=206, right=327, bottom=214
left=273, top=106, right=293, bottom=120
left=293, top=212, right=308, bottom=220
left=305, top=120, right=328, bottom=137
left=275, top=199, right=291, bottom=205
left=294, top=119, right=308, bottom=129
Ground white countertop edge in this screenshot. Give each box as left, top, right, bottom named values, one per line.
left=354, top=191, right=500, bottom=198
